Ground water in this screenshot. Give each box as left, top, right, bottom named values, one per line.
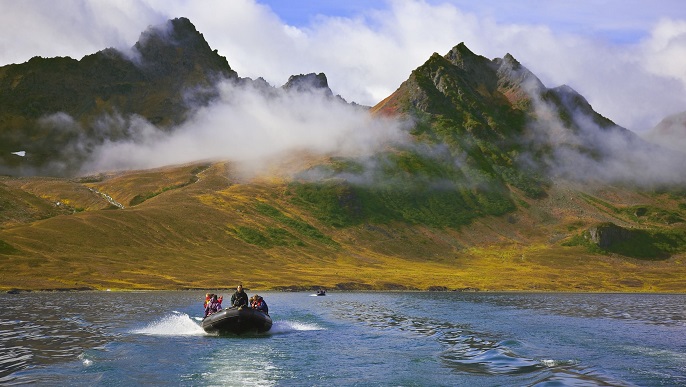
left=1, top=291, right=684, bottom=386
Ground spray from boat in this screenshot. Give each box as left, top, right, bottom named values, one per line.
left=131, top=311, right=325, bottom=336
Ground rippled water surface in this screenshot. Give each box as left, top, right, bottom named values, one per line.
left=1, top=291, right=684, bottom=386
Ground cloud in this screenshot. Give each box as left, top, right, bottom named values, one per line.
left=641, top=18, right=686, bottom=80
left=642, top=111, right=686, bottom=153
left=81, top=79, right=410, bottom=175
left=0, top=0, right=164, bottom=63
left=522, top=84, right=686, bottom=186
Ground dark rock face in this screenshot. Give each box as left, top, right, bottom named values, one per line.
left=133, top=17, right=236, bottom=81
left=587, top=222, right=633, bottom=249
left=282, top=73, right=333, bottom=97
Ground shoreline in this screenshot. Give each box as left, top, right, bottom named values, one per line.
left=5, top=287, right=685, bottom=295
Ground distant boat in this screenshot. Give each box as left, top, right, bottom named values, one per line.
left=316, top=289, right=326, bottom=296
left=201, top=307, right=272, bottom=334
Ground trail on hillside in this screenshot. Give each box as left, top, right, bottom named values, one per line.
left=87, top=187, right=125, bottom=209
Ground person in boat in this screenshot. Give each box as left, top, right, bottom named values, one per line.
left=231, top=284, right=249, bottom=308
left=203, top=294, right=222, bottom=318
left=204, top=293, right=223, bottom=308
left=251, top=294, right=269, bottom=315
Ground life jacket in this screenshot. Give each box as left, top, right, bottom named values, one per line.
left=255, top=298, right=269, bottom=315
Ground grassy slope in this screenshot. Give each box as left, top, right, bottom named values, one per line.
left=1, top=161, right=685, bottom=292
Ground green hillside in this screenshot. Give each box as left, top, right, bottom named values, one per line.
left=1, top=161, right=685, bottom=292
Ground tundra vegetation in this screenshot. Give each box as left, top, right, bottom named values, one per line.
left=1, top=19, right=686, bottom=292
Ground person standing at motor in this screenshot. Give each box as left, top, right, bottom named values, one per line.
left=231, top=284, right=249, bottom=308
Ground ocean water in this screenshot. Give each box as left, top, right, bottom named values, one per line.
left=0, top=291, right=684, bottom=386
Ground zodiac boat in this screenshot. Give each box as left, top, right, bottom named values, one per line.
left=201, top=307, right=272, bottom=334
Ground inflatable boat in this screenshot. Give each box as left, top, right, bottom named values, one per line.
left=201, top=307, right=272, bottom=334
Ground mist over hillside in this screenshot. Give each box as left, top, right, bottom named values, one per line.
left=643, top=111, right=686, bottom=154
left=0, top=18, right=411, bottom=178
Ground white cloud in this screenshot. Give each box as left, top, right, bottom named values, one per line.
left=522, top=84, right=686, bottom=186
left=82, top=80, right=410, bottom=174
left=0, top=0, right=163, bottom=63
left=641, top=19, right=686, bottom=83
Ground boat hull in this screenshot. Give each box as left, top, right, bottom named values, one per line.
left=201, top=307, right=272, bottom=334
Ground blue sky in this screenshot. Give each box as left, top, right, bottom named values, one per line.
left=260, top=0, right=684, bottom=44
left=1, top=0, right=686, bottom=133
left=258, top=1, right=386, bottom=27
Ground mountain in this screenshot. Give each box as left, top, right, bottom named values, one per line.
left=372, top=43, right=639, bottom=181
left=0, top=17, right=236, bottom=176
left=290, top=43, right=676, bottom=231
left=0, top=18, right=358, bottom=177
left=1, top=19, right=685, bottom=292
left=283, top=73, right=333, bottom=96
left=643, top=110, right=686, bottom=153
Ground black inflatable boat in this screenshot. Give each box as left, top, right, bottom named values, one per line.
left=201, top=307, right=272, bottom=334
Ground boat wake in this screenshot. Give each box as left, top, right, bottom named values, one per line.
left=131, top=311, right=206, bottom=336
left=131, top=311, right=324, bottom=337
left=268, top=320, right=325, bottom=334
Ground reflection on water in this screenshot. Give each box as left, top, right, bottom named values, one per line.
left=0, top=291, right=684, bottom=386
left=190, top=341, right=280, bottom=386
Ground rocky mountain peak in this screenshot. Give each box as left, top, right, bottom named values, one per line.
left=444, top=42, right=482, bottom=67
left=132, top=17, right=235, bottom=79
left=493, top=53, right=545, bottom=104
left=282, top=73, right=333, bottom=97
left=644, top=110, right=686, bottom=152
left=136, top=17, right=198, bottom=46
left=501, top=53, right=520, bottom=67
left=135, top=17, right=207, bottom=54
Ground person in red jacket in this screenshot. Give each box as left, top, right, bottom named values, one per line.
left=251, top=295, right=269, bottom=315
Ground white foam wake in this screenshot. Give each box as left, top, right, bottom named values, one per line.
left=131, top=311, right=206, bottom=336
left=269, top=320, right=325, bottom=334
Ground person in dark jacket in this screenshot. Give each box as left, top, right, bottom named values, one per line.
left=204, top=294, right=222, bottom=318
left=231, top=284, right=249, bottom=308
